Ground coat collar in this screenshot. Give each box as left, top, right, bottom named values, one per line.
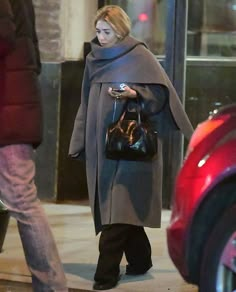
left=89, top=36, right=146, bottom=61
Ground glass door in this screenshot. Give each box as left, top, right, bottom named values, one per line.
left=186, top=0, right=236, bottom=128
left=103, top=0, right=167, bottom=57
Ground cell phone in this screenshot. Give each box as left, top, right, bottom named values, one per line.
left=111, top=88, right=125, bottom=93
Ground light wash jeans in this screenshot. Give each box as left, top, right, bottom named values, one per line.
left=0, top=144, right=68, bottom=292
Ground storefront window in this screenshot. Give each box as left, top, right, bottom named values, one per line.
left=186, top=0, right=236, bottom=127
left=106, top=0, right=167, bottom=55
left=188, top=0, right=236, bottom=57
left=106, top=0, right=236, bottom=58
left=105, top=0, right=236, bottom=127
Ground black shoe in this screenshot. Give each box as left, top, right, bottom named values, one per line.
left=126, top=262, right=152, bottom=276
left=93, top=277, right=119, bottom=290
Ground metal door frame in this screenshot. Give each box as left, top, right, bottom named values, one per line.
left=163, top=0, right=188, bottom=207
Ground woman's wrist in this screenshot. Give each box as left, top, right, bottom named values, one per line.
left=129, top=88, right=137, bottom=98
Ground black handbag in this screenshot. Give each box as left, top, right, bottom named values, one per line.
left=105, top=99, right=158, bottom=161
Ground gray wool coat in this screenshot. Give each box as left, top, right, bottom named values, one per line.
left=69, top=36, right=193, bottom=233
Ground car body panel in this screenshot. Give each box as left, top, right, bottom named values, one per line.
left=167, top=104, right=236, bottom=283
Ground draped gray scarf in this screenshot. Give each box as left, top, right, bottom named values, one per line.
left=85, top=36, right=193, bottom=139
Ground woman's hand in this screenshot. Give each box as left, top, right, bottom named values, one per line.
left=108, top=85, right=137, bottom=99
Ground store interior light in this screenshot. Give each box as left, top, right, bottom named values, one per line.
left=138, top=13, right=149, bottom=22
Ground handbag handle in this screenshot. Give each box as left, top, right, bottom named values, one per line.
left=112, top=98, right=142, bottom=124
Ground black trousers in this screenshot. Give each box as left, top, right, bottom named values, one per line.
left=94, top=224, right=152, bottom=282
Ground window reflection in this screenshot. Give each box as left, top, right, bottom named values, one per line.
left=186, top=62, right=236, bottom=129
left=106, top=0, right=236, bottom=57
left=106, top=0, right=166, bottom=55
left=188, top=0, right=236, bottom=57
left=105, top=0, right=236, bottom=128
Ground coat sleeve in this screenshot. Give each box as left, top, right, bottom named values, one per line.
left=68, top=64, right=90, bottom=159
left=0, top=0, right=15, bottom=57
left=132, top=84, right=168, bottom=115
left=132, top=83, right=193, bottom=140
left=28, top=0, right=41, bottom=74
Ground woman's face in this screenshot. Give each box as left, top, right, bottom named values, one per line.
left=96, top=20, right=119, bottom=47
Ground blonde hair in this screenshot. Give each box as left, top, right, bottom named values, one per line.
left=94, top=5, right=131, bottom=39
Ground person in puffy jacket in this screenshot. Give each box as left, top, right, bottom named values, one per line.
left=0, top=1, right=68, bottom=291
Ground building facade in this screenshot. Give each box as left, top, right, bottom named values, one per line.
left=34, top=0, right=236, bottom=206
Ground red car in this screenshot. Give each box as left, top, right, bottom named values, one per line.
left=167, top=104, right=236, bottom=291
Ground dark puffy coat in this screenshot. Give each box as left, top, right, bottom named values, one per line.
left=0, top=0, right=42, bottom=147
